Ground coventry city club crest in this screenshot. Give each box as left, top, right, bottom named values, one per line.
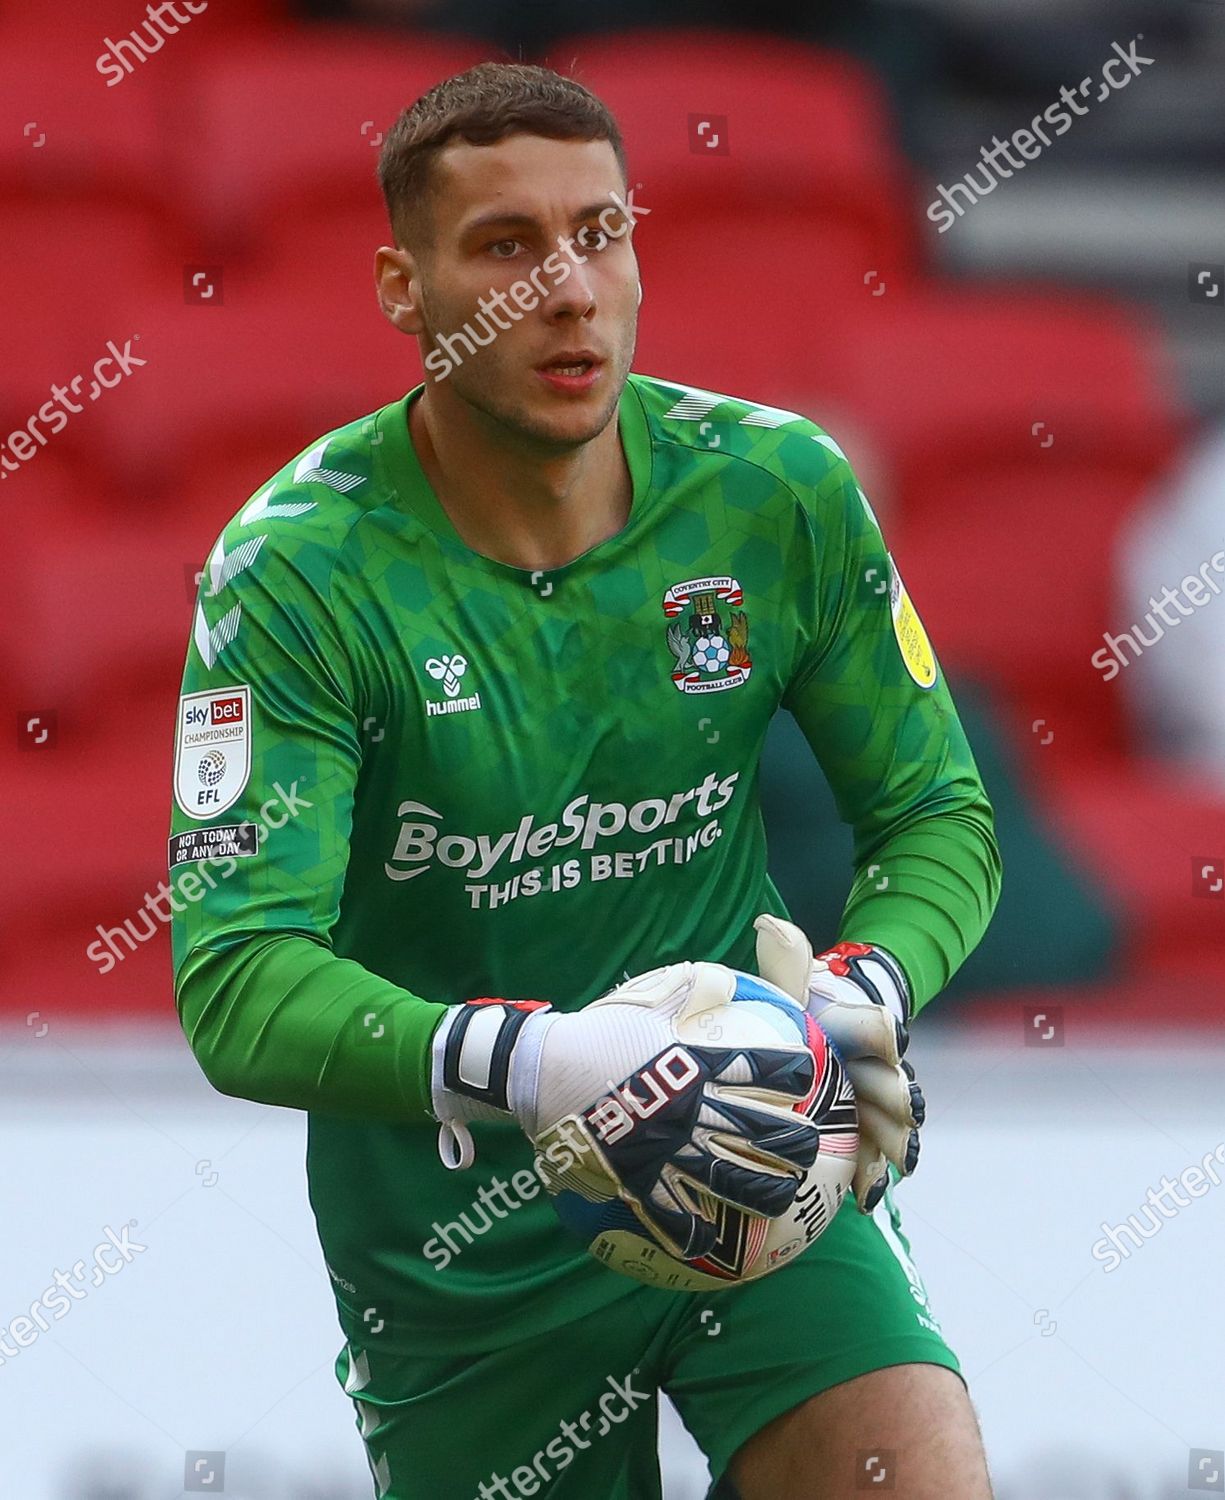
left=663, top=575, right=751, bottom=694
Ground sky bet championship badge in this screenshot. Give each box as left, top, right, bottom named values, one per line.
left=174, top=685, right=252, bottom=819
left=663, top=576, right=752, bottom=694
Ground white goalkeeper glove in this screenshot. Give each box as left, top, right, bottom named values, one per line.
left=430, top=962, right=826, bottom=1260
left=753, top=914, right=924, bottom=1213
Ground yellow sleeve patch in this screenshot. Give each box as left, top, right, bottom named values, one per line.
left=889, top=558, right=937, bottom=689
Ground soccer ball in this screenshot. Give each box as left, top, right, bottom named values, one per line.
left=692, top=635, right=730, bottom=673
left=538, top=970, right=858, bottom=1291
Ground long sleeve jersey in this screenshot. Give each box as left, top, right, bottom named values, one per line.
left=169, top=372, right=1000, bottom=1354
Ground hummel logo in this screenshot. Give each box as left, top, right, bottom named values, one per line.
left=423, top=653, right=482, bottom=718
left=425, top=654, right=468, bottom=698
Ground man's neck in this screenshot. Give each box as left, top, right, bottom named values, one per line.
left=408, top=389, right=632, bottom=572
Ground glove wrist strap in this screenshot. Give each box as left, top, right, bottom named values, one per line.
left=431, top=999, right=552, bottom=1167
left=440, top=1000, right=543, bottom=1111
left=818, top=942, right=911, bottom=1024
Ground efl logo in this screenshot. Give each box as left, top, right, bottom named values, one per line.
left=588, top=1046, right=702, bottom=1146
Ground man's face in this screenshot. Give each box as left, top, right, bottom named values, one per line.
left=412, top=134, right=639, bottom=451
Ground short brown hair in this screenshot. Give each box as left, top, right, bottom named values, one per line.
left=378, top=62, right=627, bottom=253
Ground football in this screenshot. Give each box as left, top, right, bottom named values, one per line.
left=537, top=969, right=858, bottom=1291
left=692, top=635, right=731, bottom=673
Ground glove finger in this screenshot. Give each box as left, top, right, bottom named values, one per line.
left=810, top=1003, right=904, bottom=1067
left=752, top=913, right=813, bottom=1004
left=630, top=1134, right=835, bottom=1260
left=702, top=1095, right=822, bottom=1173
left=898, top=1060, right=927, bottom=1128
left=670, top=1142, right=808, bottom=1224
left=693, top=1042, right=819, bottom=1109
left=856, top=1098, right=916, bottom=1179
left=629, top=1186, right=720, bottom=1262
left=627, top=1155, right=779, bottom=1262
left=852, top=1148, right=888, bottom=1212
left=845, top=1056, right=917, bottom=1124
left=861, top=1170, right=890, bottom=1214
left=588, top=961, right=697, bottom=1013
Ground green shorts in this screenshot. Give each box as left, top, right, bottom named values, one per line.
left=334, top=1194, right=959, bottom=1499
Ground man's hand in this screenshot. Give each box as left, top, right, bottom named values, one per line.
left=754, top=914, right=924, bottom=1213
left=430, top=962, right=826, bottom=1259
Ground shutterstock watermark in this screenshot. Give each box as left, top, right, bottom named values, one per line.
left=471, top=1370, right=651, bottom=1498
left=928, top=37, right=1154, bottom=232
left=1092, top=547, right=1225, bottom=680
left=0, top=338, right=146, bottom=482
left=86, top=780, right=313, bottom=973
left=0, top=1224, right=145, bottom=1365
left=96, top=2, right=209, bottom=87
left=1091, top=1142, right=1225, bottom=1272
left=424, top=187, right=650, bottom=382
left=424, top=1113, right=594, bottom=1270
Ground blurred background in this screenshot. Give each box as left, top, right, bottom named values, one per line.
left=1, top=0, right=1223, bottom=1495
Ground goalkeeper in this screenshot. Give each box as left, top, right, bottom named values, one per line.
left=170, top=62, right=1001, bottom=1500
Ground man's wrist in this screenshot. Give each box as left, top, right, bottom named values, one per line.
left=431, top=998, right=551, bottom=1125
left=814, top=941, right=910, bottom=1025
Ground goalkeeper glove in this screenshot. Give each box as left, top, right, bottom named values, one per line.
left=430, top=962, right=825, bottom=1260
left=753, top=914, right=924, bottom=1213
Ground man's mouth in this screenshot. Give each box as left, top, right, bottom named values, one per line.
left=536, top=353, right=600, bottom=375
left=534, top=354, right=604, bottom=393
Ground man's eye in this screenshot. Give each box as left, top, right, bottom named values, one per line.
left=577, top=226, right=608, bottom=251
left=488, top=240, right=521, bottom=258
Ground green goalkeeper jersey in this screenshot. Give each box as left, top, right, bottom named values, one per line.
left=170, top=373, right=1000, bottom=1355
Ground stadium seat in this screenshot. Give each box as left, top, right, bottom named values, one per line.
left=818, top=284, right=1185, bottom=760
left=0, top=33, right=176, bottom=216
left=962, top=953, right=1225, bottom=1030
left=1038, top=757, right=1225, bottom=974
left=7, top=457, right=198, bottom=715
left=0, top=693, right=183, bottom=1020
left=818, top=283, right=1182, bottom=495
left=87, top=215, right=423, bottom=490
left=544, top=29, right=920, bottom=276
left=173, top=29, right=491, bottom=255
left=4, top=452, right=201, bottom=1022
left=1, top=200, right=173, bottom=434
left=891, top=466, right=1144, bottom=762
left=0, top=0, right=287, bottom=42
left=632, top=229, right=904, bottom=407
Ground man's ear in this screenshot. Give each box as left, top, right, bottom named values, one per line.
left=375, top=245, right=425, bottom=335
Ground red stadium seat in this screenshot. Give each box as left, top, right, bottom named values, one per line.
left=7, top=455, right=199, bottom=715
left=87, top=215, right=424, bottom=490
left=1, top=448, right=188, bottom=1021
left=544, top=29, right=920, bottom=276
left=0, top=693, right=183, bottom=1020
left=632, top=231, right=899, bottom=408
left=1041, top=758, right=1225, bottom=970
left=0, top=200, right=174, bottom=436
left=0, top=0, right=288, bottom=43
left=174, top=29, right=491, bottom=255
left=819, top=284, right=1185, bottom=760
left=892, top=466, right=1147, bottom=762
left=965, top=964, right=1225, bottom=1030
left=0, top=33, right=176, bottom=215
left=820, top=283, right=1181, bottom=493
